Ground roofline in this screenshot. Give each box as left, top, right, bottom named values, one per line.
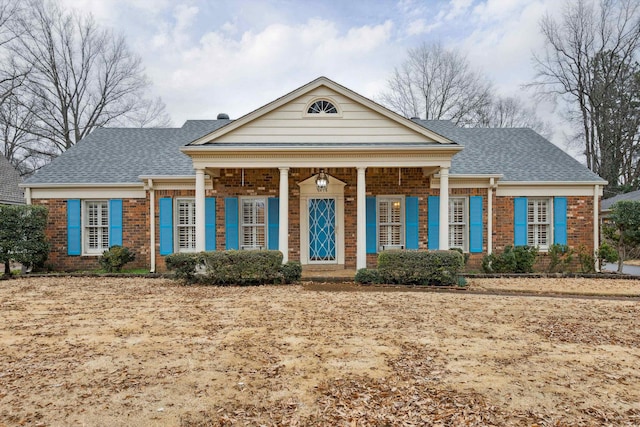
left=20, top=182, right=143, bottom=188
left=180, top=145, right=464, bottom=154
left=187, top=76, right=455, bottom=146
left=498, top=180, right=607, bottom=186
left=138, top=175, right=195, bottom=180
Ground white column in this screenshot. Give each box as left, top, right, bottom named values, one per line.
left=356, top=167, right=367, bottom=270
left=594, top=184, right=600, bottom=272
left=24, top=187, right=31, bottom=205
left=439, top=166, right=449, bottom=250
left=148, top=179, right=156, bottom=273
left=279, top=167, right=289, bottom=263
left=195, top=168, right=206, bottom=252
left=487, top=178, right=494, bottom=255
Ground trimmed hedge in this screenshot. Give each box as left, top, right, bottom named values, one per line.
left=281, top=261, right=302, bottom=284
left=354, top=268, right=380, bottom=285
left=99, top=245, right=135, bottom=272
left=377, top=250, right=464, bottom=286
left=165, top=250, right=287, bottom=285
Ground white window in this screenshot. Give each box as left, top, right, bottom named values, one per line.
left=84, top=200, right=109, bottom=254
left=528, top=198, right=551, bottom=249
left=176, top=199, right=196, bottom=252
left=448, top=197, right=467, bottom=251
left=378, top=197, right=404, bottom=250
left=241, top=198, right=266, bottom=249
left=307, top=99, right=338, bottom=114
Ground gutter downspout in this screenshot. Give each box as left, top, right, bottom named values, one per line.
left=593, top=184, right=599, bottom=272
left=488, top=178, right=495, bottom=255
left=148, top=179, right=156, bottom=273
left=24, top=187, right=31, bottom=205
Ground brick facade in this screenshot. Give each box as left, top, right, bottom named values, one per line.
left=34, top=168, right=598, bottom=272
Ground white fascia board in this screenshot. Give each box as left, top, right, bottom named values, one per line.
left=181, top=145, right=464, bottom=154
left=138, top=175, right=195, bottom=181
left=496, top=182, right=605, bottom=197
left=20, top=182, right=143, bottom=188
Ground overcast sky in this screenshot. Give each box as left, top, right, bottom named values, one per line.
left=60, top=0, right=572, bottom=148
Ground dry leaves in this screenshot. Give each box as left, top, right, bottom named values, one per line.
left=1, top=277, right=639, bottom=426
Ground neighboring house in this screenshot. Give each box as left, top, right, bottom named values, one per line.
left=601, top=189, right=640, bottom=215
left=0, top=155, right=24, bottom=205
left=21, top=77, right=606, bottom=272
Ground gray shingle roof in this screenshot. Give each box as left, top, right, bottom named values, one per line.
left=0, top=155, right=24, bottom=204
left=24, top=118, right=605, bottom=185
left=601, top=189, right=640, bottom=210
left=24, top=120, right=230, bottom=184
left=417, top=120, right=606, bottom=183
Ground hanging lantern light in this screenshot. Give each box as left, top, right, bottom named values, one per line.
left=315, top=169, right=329, bottom=192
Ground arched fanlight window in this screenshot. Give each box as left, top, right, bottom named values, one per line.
left=307, top=99, right=338, bottom=114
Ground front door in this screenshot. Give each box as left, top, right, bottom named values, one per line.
left=308, top=198, right=336, bottom=263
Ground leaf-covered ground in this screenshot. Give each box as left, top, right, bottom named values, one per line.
left=0, top=277, right=639, bottom=426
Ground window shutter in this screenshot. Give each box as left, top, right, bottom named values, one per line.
left=514, top=197, right=527, bottom=246
left=205, top=197, right=216, bottom=251
left=366, top=196, right=377, bottom=254
left=109, top=199, right=123, bottom=247
left=428, top=196, right=440, bottom=250
left=159, top=198, right=173, bottom=255
left=67, top=199, right=81, bottom=255
left=469, top=196, right=483, bottom=253
left=267, top=198, right=279, bottom=250
left=553, top=197, right=567, bottom=245
left=405, top=196, right=419, bottom=250
left=225, top=197, right=239, bottom=250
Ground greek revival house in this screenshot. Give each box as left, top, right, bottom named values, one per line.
left=22, top=77, right=606, bottom=272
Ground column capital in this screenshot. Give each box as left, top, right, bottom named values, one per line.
left=279, top=167, right=290, bottom=173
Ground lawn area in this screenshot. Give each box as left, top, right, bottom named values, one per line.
left=1, top=277, right=639, bottom=426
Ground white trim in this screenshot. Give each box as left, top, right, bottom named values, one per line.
left=448, top=196, right=468, bottom=252
left=527, top=198, right=553, bottom=251
left=304, top=96, right=342, bottom=117
left=149, top=179, right=156, bottom=273
left=82, top=200, right=110, bottom=256
left=24, top=187, right=31, bottom=205
left=175, top=198, right=197, bottom=253
left=356, top=167, right=367, bottom=269
left=298, top=173, right=346, bottom=266
left=195, top=168, right=206, bottom=252
left=439, top=167, right=449, bottom=250
left=279, top=168, right=289, bottom=263
left=593, top=185, right=600, bottom=272
left=496, top=185, right=603, bottom=197
left=30, top=188, right=146, bottom=199
left=488, top=178, right=495, bottom=255
left=21, top=182, right=142, bottom=188
left=239, top=196, right=268, bottom=251
left=376, top=195, right=405, bottom=252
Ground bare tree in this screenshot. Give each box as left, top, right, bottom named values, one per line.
left=474, top=95, right=552, bottom=138
left=530, top=0, right=640, bottom=195
left=379, top=42, right=493, bottom=126
left=6, top=0, right=171, bottom=163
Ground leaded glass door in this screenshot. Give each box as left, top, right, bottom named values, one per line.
left=308, top=198, right=336, bottom=262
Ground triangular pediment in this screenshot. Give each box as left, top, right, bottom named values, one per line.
left=188, top=77, right=454, bottom=146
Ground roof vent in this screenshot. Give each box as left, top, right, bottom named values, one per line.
left=217, top=113, right=230, bottom=120
left=410, top=116, right=421, bottom=121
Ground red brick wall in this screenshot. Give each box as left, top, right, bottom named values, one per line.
left=33, top=198, right=149, bottom=271
left=33, top=171, right=598, bottom=273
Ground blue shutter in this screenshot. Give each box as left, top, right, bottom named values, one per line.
left=67, top=199, right=81, bottom=255
left=225, top=197, right=239, bottom=250
left=514, top=197, right=527, bottom=246
left=428, top=196, right=440, bottom=250
left=159, top=198, right=173, bottom=255
left=366, top=197, right=377, bottom=254
left=469, top=196, right=483, bottom=253
left=205, top=197, right=216, bottom=251
left=109, top=199, right=123, bottom=247
left=268, top=198, right=279, bottom=250
left=405, top=196, right=419, bottom=250
left=554, top=197, right=568, bottom=245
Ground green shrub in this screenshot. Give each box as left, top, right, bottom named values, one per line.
left=99, top=245, right=136, bottom=272
left=281, top=261, right=302, bottom=284
left=165, top=252, right=199, bottom=283
left=355, top=268, right=380, bottom=284
left=577, top=245, right=596, bottom=273
left=482, top=245, right=538, bottom=273
left=377, top=250, right=464, bottom=286
left=0, top=205, right=49, bottom=275
left=449, top=247, right=470, bottom=265
left=166, top=250, right=285, bottom=285
left=547, top=244, right=574, bottom=273
left=597, top=242, right=618, bottom=266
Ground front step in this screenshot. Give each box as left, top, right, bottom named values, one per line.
left=301, top=265, right=356, bottom=282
